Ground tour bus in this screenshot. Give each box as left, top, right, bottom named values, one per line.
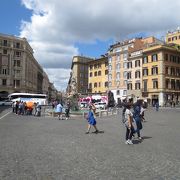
left=8, top=93, right=48, bottom=105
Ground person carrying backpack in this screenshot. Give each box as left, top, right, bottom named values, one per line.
left=124, top=103, right=134, bottom=145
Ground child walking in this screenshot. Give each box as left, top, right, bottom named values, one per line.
left=85, top=105, right=99, bottom=134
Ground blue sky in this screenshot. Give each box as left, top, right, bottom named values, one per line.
left=0, top=0, right=32, bottom=36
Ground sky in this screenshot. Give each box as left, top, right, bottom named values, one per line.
left=0, top=0, right=180, bottom=91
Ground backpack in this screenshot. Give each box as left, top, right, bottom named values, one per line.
left=122, top=107, right=127, bottom=123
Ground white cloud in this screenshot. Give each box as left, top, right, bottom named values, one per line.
left=20, top=0, right=180, bottom=90
left=44, top=68, right=70, bottom=91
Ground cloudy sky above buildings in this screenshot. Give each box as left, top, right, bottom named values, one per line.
left=1, top=0, right=180, bottom=91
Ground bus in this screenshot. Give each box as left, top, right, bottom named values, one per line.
left=8, top=93, right=48, bottom=105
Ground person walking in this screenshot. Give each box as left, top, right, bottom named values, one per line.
left=133, top=100, right=143, bottom=140
left=124, top=103, right=134, bottom=145
left=65, top=100, right=70, bottom=120
left=85, top=105, right=99, bottom=134
left=56, top=102, right=63, bottom=120
left=155, top=101, right=159, bottom=111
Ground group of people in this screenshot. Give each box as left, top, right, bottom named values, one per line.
left=122, top=99, right=146, bottom=145
left=54, top=100, right=71, bottom=120
left=12, top=101, right=41, bottom=116
left=85, top=99, right=147, bottom=142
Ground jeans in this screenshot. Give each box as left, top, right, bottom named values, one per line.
left=126, top=126, right=134, bottom=140
left=135, top=120, right=142, bottom=137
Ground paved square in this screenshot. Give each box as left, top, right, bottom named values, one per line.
left=0, top=107, right=180, bottom=179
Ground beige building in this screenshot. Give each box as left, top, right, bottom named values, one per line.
left=166, top=28, right=180, bottom=45
left=0, top=33, right=53, bottom=99
left=88, top=56, right=108, bottom=94
left=67, top=56, right=94, bottom=95
left=107, top=38, right=144, bottom=103
left=142, top=43, right=180, bottom=106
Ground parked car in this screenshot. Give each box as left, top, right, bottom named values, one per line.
left=0, top=100, right=13, bottom=106
left=79, top=102, right=88, bottom=108
left=94, top=102, right=107, bottom=109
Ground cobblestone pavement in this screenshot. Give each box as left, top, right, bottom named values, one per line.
left=0, top=108, right=180, bottom=180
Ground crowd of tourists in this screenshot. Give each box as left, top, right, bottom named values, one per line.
left=12, top=101, right=42, bottom=116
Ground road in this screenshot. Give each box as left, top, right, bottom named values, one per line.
left=0, top=107, right=180, bottom=179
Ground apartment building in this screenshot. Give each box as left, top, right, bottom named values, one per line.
left=67, top=56, right=94, bottom=95
left=88, top=56, right=108, bottom=94
left=142, top=44, right=180, bottom=106
left=107, top=38, right=147, bottom=103
left=0, top=33, right=52, bottom=99
left=166, top=28, right=180, bottom=45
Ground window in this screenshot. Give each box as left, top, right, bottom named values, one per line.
left=116, top=63, right=120, bottom=70
left=116, top=72, right=120, bottom=80
left=124, top=71, right=127, bottom=78
left=135, top=82, right=141, bottom=90
left=143, top=68, right=148, bottom=76
left=98, top=71, right=101, bottom=76
left=90, top=65, right=93, bottom=70
left=127, top=83, right=132, bottom=90
left=3, top=49, right=7, bottom=54
left=89, top=72, right=92, bottom=77
left=105, top=70, right=108, bottom=75
left=151, top=66, right=158, bottom=75
left=2, top=68, right=7, bottom=75
left=3, top=40, right=7, bottom=46
left=152, top=79, right=158, bottom=89
left=89, top=83, right=92, bottom=89
left=165, top=79, right=169, bottom=89
left=94, top=82, right=97, bottom=88
left=105, top=81, right=108, bottom=87
left=2, top=79, right=7, bottom=86
left=123, top=53, right=128, bottom=60
left=16, top=42, right=20, bottom=48
left=127, top=62, right=132, bottom=68
left=123, top=90, right=127, bottom=96
left=171, top=80, right=175, bottom=90
left=168, top=38, right=171, bottom=42
left=171, top=67, right=175, bottom=76
left=170, top=55, right=174, bottom=62
left=135, top=60, right=140, bottom=67
left=108, top=74, right=112, bottom=80
left=143, top=80, right=147, bottom=92
left=14, top=80, right=20, bottom=87
left=165, top=54, right=168, bottom=61
left=143, top=56, right=148, bottom=64
left=152, top=54, right=158, bottom=62
left=127, top=72, right=131, bottom=79
left=94, top=71, right=97, bottom=76
left=124, top=62, right=127, bottom=69
left=135, top=71, right=141, bottom=78
left=108, top=65, right=112, bottom=71
left=165, top=67, right=169, bottom=75
left=15, top=51, right=21, bottom=57
left=14, top=60, right=21, bottom=67
left=116, top=54, right=120, bottom=62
